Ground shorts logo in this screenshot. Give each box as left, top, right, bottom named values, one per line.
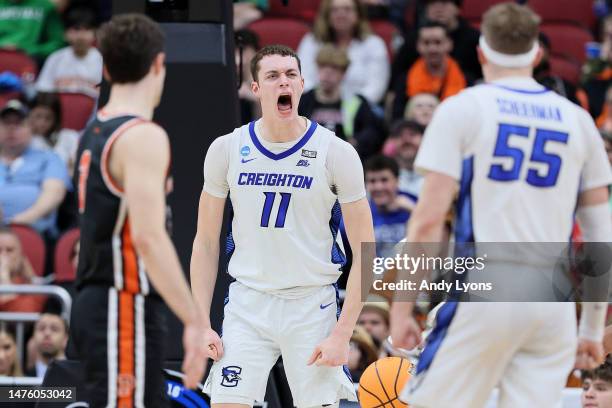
left=296, top=159, right=310, bottom=167
left=117, top=373, right=135, bottom=398
left=221, top=366, right=242, bottom=387
left=301, top=149, right=317, bottom=158
left=240, top=146, right=251, bottom=157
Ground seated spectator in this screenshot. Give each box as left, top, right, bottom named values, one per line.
left=36, top=5, right=102, bottom=98
left=0, top=99, right=70, bottom=237
left=298, top=0, right=390, bottom=103
left=348, top=325, right=378, bottom=382
left=403, top=92, right=439, bottom=127
left=0, top=323, right=22, bottom=376
left=393, top=21, right=466, bottom=119
left=391, top=0, right=480, bottom=111
left=358, top=295, right=401, bottom=358
left=299, top=44, right=385, bottom=159
left=535, top=33, right=587, bottom=108
left=0, top=0, right=64, bottom=61
left=582, top=358, right=612, bottom=407
left=24, top=311, right=67, bottom=378
left=0, top=226, right=46, bottom=312
left=235, top=29, right=261, bottom=124
left=233, top=0, right=267, bottom=30
left=28, top=92, right=80, bottom=173
left=583, top=14, right=612, bottom=120
left=382, top=120, right=425, bottom=195
left=365, top=155, right=417, bottom=257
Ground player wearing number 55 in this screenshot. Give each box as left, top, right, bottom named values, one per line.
left=190, top=45, right=375, bottom=408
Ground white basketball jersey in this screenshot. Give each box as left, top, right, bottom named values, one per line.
left=223, top=120, right=347, bottom=296
left=415, top=77, right=612, bottom=243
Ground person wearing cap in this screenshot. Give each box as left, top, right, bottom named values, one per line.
left=298, top=44, right=385, bottom=160
left=0, top=99, right=70, bottom=236
left=382, top=120, right=425, bottom=196
left=390, top=0, right=480, bottom=119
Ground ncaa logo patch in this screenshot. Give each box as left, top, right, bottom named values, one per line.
left=240, top=146, right=251, bottom=157
left=221, top=366, right=242, bottom=387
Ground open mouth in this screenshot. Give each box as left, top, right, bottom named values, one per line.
left=277, top=94, right=292, bottom=113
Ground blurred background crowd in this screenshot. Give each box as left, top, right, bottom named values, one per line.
left=1, top=0, right=612, bottom=402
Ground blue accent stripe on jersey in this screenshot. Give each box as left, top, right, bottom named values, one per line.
left=415, top=301, right=458, bottom=375
left=248, top=120, right=318, bottom=160
left=455, top=157, right=474, bottom=243
left=332, top=282, right=354, bottom=383
left=225, top=200, right=236, bottom=259
left=488, top=84, right=550, bottom=95
left=329, top=200, right=347, bottom=268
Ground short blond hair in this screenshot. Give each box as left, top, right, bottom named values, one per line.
left=481, top=2, right=541, bottom=55
left=315, top=44, right=350, bottom=70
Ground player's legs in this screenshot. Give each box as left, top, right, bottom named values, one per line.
left=71, top=286, right=169, bottom=408
left=400, top=302, right=532, bottom=408
left=279, top=285, right=356, bottom=407
left=205, top=282, right=281, bottom=406
left=497, top=302, right=576, bottom=408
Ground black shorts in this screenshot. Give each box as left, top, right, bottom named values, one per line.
left=70, top=285, right=169, bottom=408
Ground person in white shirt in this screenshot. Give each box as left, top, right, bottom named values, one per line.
left=191, top=44, right=375, bottom=408
left=36, top=6, right=102, bottom=98
left=27, top=92, right=80, bottom=174
left=297, top=0, right=389, bottom=104
left=390, top=3, right=612, bottom=407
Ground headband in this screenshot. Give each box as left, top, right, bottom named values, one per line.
left=479, top=36, right=539, bottom=68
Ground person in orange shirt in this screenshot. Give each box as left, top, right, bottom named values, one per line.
left=406, top=21, right=466, bottom=101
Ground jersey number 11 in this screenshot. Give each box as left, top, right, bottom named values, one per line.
left=260, top=192, right=292, bottom=228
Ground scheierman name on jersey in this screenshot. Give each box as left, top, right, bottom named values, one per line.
left=237, top=172, right=313, bottom=189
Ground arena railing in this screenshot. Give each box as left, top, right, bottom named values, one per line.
left=0, top=284, right=72, bottom=368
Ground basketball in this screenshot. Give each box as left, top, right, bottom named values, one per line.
left=358, top=357, right=412, bottom=408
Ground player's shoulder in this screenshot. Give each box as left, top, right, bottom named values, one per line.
left=432, top=86, right=481, bottom=118
left=314, top=122, right=358, bottom=156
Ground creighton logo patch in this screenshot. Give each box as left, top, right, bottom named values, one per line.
left=301, top=149, right=317, bottom=158
left=221, top=366, right=242, bottom=387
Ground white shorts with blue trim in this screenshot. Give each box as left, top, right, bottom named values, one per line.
left=204, top=281, right=357, bottom=407
left=400, top=302, right=576, bottom=408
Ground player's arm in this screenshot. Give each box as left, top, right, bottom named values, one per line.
left=113, top=123, right=206, bottom=386
left=575, top=186, right=611, bottom=369
left=190, top=191, right=225, bottom=327
left=389, top=172, right=457, bottom=349
left=308, top=140, right=374, bottom=367
left=190, top=136, right=229, bottom=359
left=389, top=93, right=473, bottom=350
left=574, top=109, right=612, bottom=369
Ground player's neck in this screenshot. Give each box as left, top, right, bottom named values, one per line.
left=484, top=65, right=534, bottom=82
left=103, top=83, right=157, bottom=120
left=259, top=116, right=307, bottom=143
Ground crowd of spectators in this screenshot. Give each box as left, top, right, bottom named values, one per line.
left=1, top=0, right=612, bottom=392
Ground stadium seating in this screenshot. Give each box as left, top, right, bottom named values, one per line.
left=549, top=55, right=581, bottom=84
left=53, top=228, right=79, bottom=283
left=528, top=0, right=595, bottom=28
left=369, top=19, right=400, bottom=59
left=461, top=0, right=501, bottom=22
left=0, top=50, right=37, bottom=80
left=248, top=17, right=311, bottom=51
left=540, top=23, right=593, bottom=64
left=58, top=93, right=96, bottom=131
left=9, top=223, right=46, bottom=277
left=267, top=0, right=321, bottom=23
